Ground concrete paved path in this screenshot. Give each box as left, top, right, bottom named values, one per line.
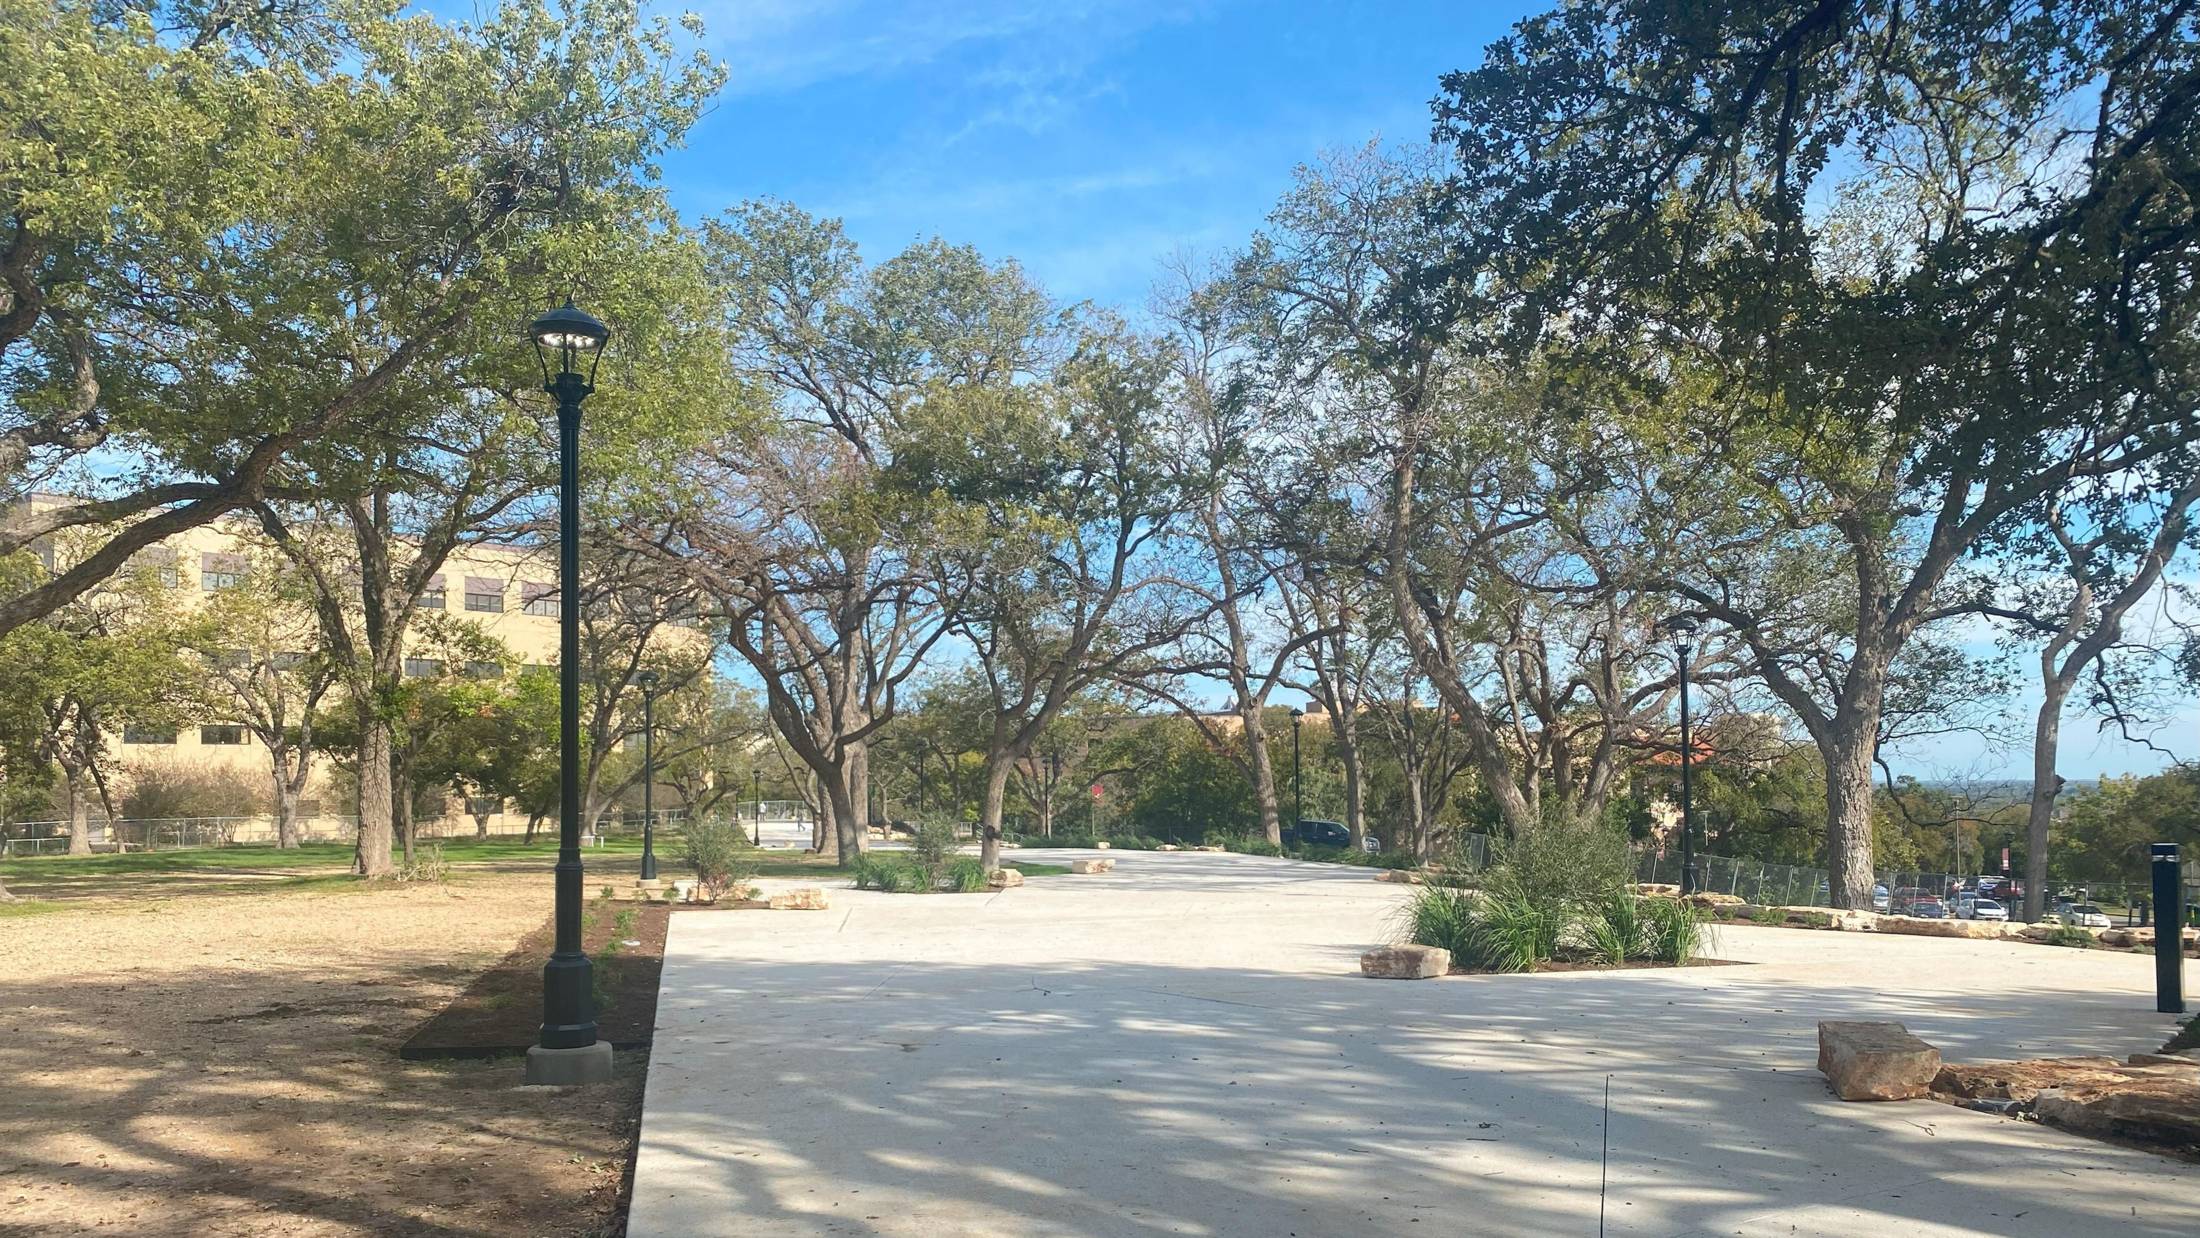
left=628, top=849, right=2196, bottom=1237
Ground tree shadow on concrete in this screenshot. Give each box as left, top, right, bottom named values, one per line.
left=629, top=951, right=2198, bottom=1237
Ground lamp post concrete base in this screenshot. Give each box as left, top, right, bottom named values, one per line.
left=634, top=878, right=666, bottom=896
left=525, top=1040, right=614, bottom=1086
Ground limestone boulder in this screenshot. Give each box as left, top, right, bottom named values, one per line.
left=2034, top=1079, right=2200, bottom=1147
left=1818, top=1021, right=1941, bottom=1101
left=1093, top=840, right=1111, bottom=850
left=767, top=887, right=830, bottom=911
left=1374, top=869, right=1424, bottom=884
left=1069, top=858, right=1115, bottom=874
left=1157, top=844, right=1181, bottom=852
left=986, top=868, right=1024, bottom=889
left=1931, top=1057, right=2129, bottom=1103
left=1361, top=944, right=1451, bottom=979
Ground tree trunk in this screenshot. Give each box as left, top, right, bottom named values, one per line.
left=65, top=767, right=92, bottom=856
left=1821, top=720, right=1878, bottom=909
left=271, top=774, right=299, bottom=853
left=978, top=755, right=1012, bottom=872
left=474, top=809, right=491, bottom=840
left=1243, top=708, right=1283, bottom=846
left=848, top=741, right=871, bottom=846
left=355, top=717, right=395, bottom=877
left=818, top=772, right=864, bottom=866
left=2022, top=676, right=2071, bottom=923
left=394, top=773, right=416, bottom=868
left=1337, top=713, right=1367, bottom=851
left=271, top=757, right=301, bottom=850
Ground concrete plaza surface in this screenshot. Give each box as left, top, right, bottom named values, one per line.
left=627, top=849, right=2197, bottom=1237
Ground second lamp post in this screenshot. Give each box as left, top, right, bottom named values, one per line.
left=636, top=669, right=662, bottom=885
left=1665, top=616, right=1701, bottom=896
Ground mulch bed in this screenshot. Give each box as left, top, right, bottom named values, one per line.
left=401, top=899, right=672, bottom=1059
left=1450, top=958, right=1746, bottom=976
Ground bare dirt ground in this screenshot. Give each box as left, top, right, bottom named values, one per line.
left=0, top=864, right=647, bottom=1237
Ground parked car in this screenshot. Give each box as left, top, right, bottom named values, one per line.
left=1287, top=819, right=1353, bottom=850
left=2064, top=903, right=2112, bottom=929
left=1873, top=884, right=1891, bottom=912
left=1969, top=898, right=2008, bottom=922
left=1908, top=898, right=1948, bottom=919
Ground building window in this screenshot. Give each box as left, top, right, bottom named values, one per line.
left=403, top=657, right=444, bottom=679
left=202, top=568, right=240, bottom=590
left=124, top=725, right=177, bottom=745
left=465, top=588, right=503, bottom=612
left=420, top=584, right=446, bottom=610
left=522, top=594, right=559, bottom=618
left=200, top=724, right=247, bottom=745
left=211, top=649, right=250, bottom=670
left=466, top=660, right=502, bottom=679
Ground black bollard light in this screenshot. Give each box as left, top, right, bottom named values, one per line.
left=2153, top=843, right=2185, bottom=1015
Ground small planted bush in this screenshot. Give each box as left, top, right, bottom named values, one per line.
left=683, top=816, right=756, bottom=902
left=1751, top=905, right=1787, bottom=926
left=1399, top=884, right=1479, bottom=960
left=1641, top=897, right=1705, bottom=964
left=947, top=857, right=989, bottom=892
left=1584, top=891, right=1648, bottom=965
left=1467, top=880, right=1567, bottom=972
left=2045, top=923, right=2096, bottom=949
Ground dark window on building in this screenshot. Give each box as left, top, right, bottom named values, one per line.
left=200, top=724, right=247, bottom=745
left=403, top=657, right=444, bottom=679
left=420, top=585, right=446, bottom=610
left=522, top=595, right=559, bottom=617
left=465, top=588, right=503, bottom=612
left=124, top=725, right=178, bottom=745
left=202, top=568, right=240, bottom=590
left=466, top=660, right=502, bottom=679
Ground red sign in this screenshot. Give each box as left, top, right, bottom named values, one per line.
left=2001, top=847, right=2010, bottom=873
left=1090, top=784, right=1104, bottom=800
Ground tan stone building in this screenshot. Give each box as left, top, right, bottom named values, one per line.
left=23, top=496, right=703, bottom=845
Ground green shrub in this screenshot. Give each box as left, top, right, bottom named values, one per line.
left=683, top=816, right=757, bottom=901
left=1585, top=891, right=1648, bottom=964
left=1494, top=814, right=1632, bottom=909
left=1641, top=897, right=1705, bottom=964
left=1751, top=905, right=1786, bottom=926
left=1228, top=836, right=1282, bottom=857
left=947, top=857, right=988, bottom=892
left=1467, top=879, right=1567, bottom=972
left=2045, top=923, right=2096, bottom=949
left=852, top=854, right=924, bottom=892
left=397, top=842, right=450, bottom=885
left=1398, top=884, right=1479, bottom=960
left=910, top=820, right=961, bottom=886
left=1792, top=911, right=1833, bottom=929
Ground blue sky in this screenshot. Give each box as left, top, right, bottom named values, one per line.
left=635, top=1, right=2190, bottom=782
left=662, top=0, right=1530, bottom=310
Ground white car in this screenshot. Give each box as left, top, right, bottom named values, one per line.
left=2064, top=904, right=2112, bottom=929
left=1969, top=898, right=2008, bottom=922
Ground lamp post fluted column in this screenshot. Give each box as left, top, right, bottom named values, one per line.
left=1664, top=615, right=1701, bottom=897
left=526, top=298, right=612, bottom=1086
left=637, top=670, right=661, bottom=884
left=1290, top=707, right=1305, bottom=848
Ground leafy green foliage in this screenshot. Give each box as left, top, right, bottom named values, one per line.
left=1584, top=892, right=1648, bottom=965
left=1640, top=898, right=1705, bottom=965
left=682, top=816, right=756, bottom=902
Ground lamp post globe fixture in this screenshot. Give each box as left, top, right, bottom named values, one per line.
left=1662, top=615, right=1701, bottom=897
left=636, top=670, right=662, bottom=884
left=525, top=296, right=613, bottom=1086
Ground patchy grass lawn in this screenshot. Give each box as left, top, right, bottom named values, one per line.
left=0, top=869, right=646, bottom=1237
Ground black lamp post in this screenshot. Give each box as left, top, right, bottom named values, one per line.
left=1664, top=616, right=1701, bottom=896
left=636, top=669, right=661, bottom=883
left=751, top=769, right=761, bottom=846
left=1289, top=707, right=1305, bottom=846
left=526, top=297, right=612, bottom=1085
